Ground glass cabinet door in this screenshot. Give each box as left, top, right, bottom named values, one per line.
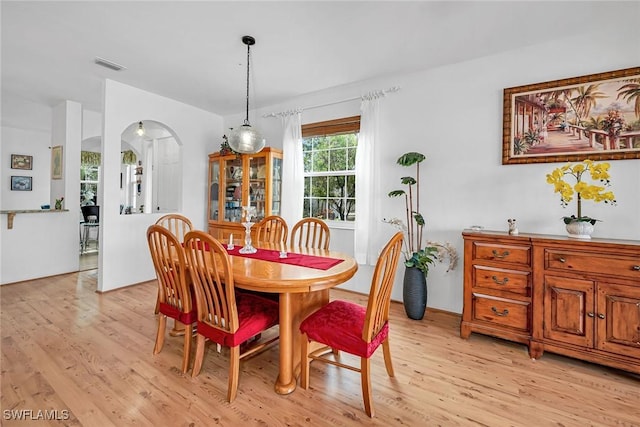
left=271, top=156, right=282, bottom=216
left=249, top=155, right=267, bottom=221
left=222, top=156, right=243, bottom=223
left=209, top=159, right=219, bottom=221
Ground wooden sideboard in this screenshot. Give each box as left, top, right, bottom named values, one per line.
left=461, top=230, right=640, bottom=374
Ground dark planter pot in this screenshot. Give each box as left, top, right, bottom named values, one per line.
left=403, top=266, right=427, bottom=320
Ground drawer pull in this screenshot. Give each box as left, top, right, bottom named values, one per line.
left=633, top=265, right=640, bottom=271
left=598, top=313, right=605, bottom=319
left=491, top=250, right=510, bottom=259
left=558, top=257, right=566, bottom=263
left=491, top=307, right=509, bottom=317
left=587, top=312, right=595, bottom=318
left=491, top=275, right=509, bottom=285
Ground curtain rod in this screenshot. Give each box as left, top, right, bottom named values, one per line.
left=263, top=86, right=401, bottom=118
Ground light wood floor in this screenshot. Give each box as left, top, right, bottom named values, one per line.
left=1, top=271, right=638, bottom=426
left=79, top=252, right=98, bottom=271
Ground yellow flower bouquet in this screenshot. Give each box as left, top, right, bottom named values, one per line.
left=546, top=159, right=616, bottom=225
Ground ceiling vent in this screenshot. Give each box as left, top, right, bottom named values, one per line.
left=94, top=57, right=126, bottom=71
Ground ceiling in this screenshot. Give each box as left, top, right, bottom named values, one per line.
left=2, top=1, right=636, bottom=133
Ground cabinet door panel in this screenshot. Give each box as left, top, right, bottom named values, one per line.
left=544, top=275, right=594, bottom=347
left=596, top=283, right=640, bottom=358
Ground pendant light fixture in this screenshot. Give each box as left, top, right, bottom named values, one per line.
left=136, top=121, right=145, bottom=136
left=227, top=35, right=266, bottom=154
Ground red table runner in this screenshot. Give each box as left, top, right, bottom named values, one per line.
left=225, top=246, right=344, bottom=271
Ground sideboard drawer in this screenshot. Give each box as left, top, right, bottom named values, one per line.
left=473, top=265, right=531, bottom=296
left=545, top=249, right=640, bottom=279
left=473, top=242, right=531, bottom=266
left=472, top=294, right=530, bottom=332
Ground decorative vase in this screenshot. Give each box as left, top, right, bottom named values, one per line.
left=566, top=220, right=594, bottom=239
left=402, top=266, right=427, bottom=320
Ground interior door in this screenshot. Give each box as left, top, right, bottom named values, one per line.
left=153, top=137, right=181, bottom=212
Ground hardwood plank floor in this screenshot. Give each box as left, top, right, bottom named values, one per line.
left=1, top=270, right=638, bottom=426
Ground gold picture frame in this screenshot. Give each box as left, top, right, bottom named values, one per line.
left=502, top=67, right=640, bottom=165
left=51, top=145, right=63, bottom=179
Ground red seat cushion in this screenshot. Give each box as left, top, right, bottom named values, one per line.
left=299, top=300, right=388, bottom=358
left=159, top=302, right=197, bottom=325
left=197, top=293, right=279, bottom=347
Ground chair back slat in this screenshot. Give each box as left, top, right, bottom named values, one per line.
left=255, top=215, right=288, bottom=244
left=155, top=214, right=193, bottom=242
left=184, top=230, right=239, bottom=334
left=147, top=225, right=192, bottom=313
left=362, top=232, right=404, bottom=343
left=290, top=218, right=330, bottom=250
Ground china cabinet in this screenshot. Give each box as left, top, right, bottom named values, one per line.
left=461, top=230, right=640, bottom=374
left=207, top=147, right=283, bottom=239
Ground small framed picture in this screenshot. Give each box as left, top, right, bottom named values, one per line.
left=51, top=145, right=63, bottom=179
left=11, top=176, right=32, bottom=191
left=11, top=154, right=33, bottom=170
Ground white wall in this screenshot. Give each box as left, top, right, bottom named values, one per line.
left=1, top=127, right=51, bottom=209
left=1, top=101, right=82, bottom=283
left=98, top=80, right=222, bottom=292
left=226, top=22, right=640, bottom=313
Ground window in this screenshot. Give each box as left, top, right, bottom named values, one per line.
left=80, top=164, right=99, bottom=206
left=301, top=116, right=360, bottom=222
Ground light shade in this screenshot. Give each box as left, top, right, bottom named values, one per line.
left=228, top=124, right=266, bottom=154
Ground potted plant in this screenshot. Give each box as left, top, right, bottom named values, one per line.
left=546, top=159, right=616, bottom=239
left=385, top=152, right=457, bottom=320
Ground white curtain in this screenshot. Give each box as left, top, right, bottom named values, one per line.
left=354, top=93, right=382, bottom=265
left=280, top=110, right=304, bottom=228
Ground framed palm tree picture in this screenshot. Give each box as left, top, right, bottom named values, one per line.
left=502, top=67, right=640, bottom=165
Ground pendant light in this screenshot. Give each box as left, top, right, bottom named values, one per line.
left=228, top=35, right=266, bottom=154
left=136, top=121, right=145, bottom=136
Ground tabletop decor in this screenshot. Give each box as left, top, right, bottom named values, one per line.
left=502, top=67, right=640, bottom=165
left=54, top=197, right=64, bottom=210
left=225, top=246, right=343, bottom=270
left=386, top=152, right=457, bottom=320
left=546, top=159, right=616, bottom=239
left=239, top=206, right=257, bottom=254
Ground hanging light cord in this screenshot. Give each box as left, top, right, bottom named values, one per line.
left=244, top=42, right=251, bottom=125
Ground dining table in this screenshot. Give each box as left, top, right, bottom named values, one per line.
left=204, top=240, right=358, bottom=395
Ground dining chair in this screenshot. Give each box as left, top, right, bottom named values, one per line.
left=146, top=224, right=197, bottom=374
left=183, top=230, right=279, bottom=402
left=254, top=215, right=288, bottom=244
left=155, top=213, right=193, bottom=242
left=290, top=217, right=330, bottom=250
left=153, top=214, right=194, bottom=314
left=299, top=231, right=404, bottom=417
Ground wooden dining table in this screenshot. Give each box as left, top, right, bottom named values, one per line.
left=210, top=241, right=358, bottom=395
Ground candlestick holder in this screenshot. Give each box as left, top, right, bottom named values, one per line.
left=239, top=221, right=257, bottom=254
left=239, top=206, right=258, bottom=254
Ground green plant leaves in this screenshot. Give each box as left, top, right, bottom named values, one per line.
left=397, top=152, right=426, bottom=166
